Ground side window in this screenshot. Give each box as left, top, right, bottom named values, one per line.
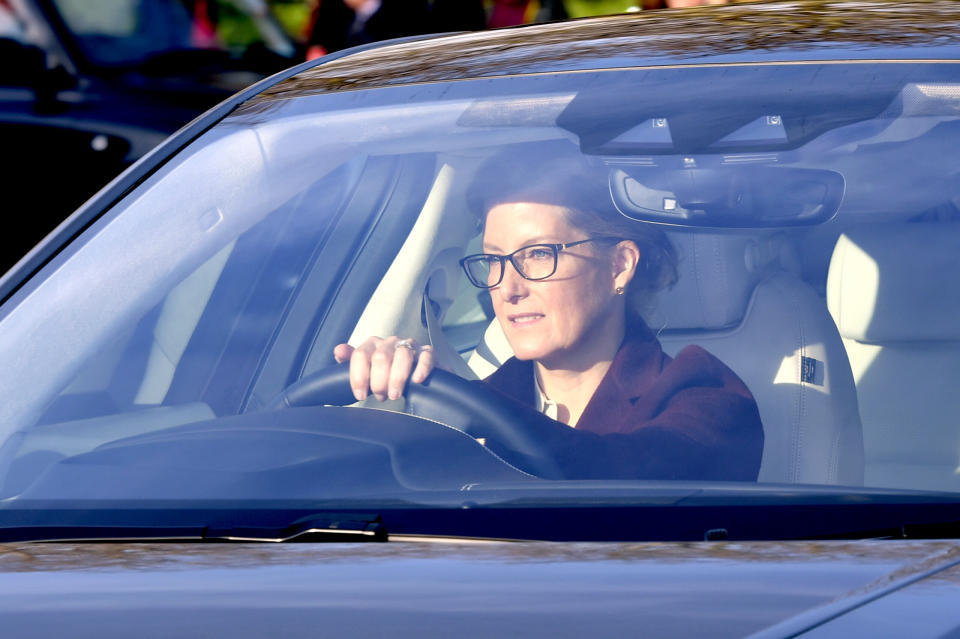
left=38, top=243, right=233, bottom=426
left=35, top=160, right=360, bottom=425
left=439, top=234, right=494, bottom=361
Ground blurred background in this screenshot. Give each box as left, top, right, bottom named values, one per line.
left=0, top=0, right=737, bottom=274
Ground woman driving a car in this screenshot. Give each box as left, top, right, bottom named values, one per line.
left=334, top=148, right=764, bottom=481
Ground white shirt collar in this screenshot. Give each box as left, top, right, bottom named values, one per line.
left=534, top=371, right=560, bottom=421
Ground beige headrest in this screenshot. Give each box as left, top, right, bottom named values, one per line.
left=827, top=223, right=960, bottom=343
left=651, top=232, right=782, bottom=331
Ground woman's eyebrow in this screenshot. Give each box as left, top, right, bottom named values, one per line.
left=483, top=236, right=557, bottom=252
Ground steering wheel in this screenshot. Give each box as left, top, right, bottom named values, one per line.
left=269, top=364, right=563, bottom=479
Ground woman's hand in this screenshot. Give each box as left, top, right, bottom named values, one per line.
left=333, top=336, right=435, bottom=402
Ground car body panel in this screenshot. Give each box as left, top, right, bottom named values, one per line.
left=787, top=560, right=960, bottom=638
left=0, top=540, right=958, bottom=638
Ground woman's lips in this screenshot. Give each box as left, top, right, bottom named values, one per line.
left=508, top=313, right=544, bottom=326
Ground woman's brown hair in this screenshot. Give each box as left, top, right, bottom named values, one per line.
left=467, top=143, right=678, bottom=320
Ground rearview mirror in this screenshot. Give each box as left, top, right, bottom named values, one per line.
left=609, top=165, right=844, bottom=228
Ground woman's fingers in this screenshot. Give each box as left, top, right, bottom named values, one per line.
left=335, top=336, right=433, bottom=402
left=387, top=339, right=418, bottom=400
left=348, top=338, right=381, bottom=401
left=411, top=344, right=434, bottom=384
left=367, top=337, right=418, bottom=401
left=333, top=343, right=354, bottom=364
left=368, top=339, right=399, bottom=401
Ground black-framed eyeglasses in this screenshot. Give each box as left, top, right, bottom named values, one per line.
left=459, top=238, right=618, bottom=289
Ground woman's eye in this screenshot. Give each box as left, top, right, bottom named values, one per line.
left=527, top=248, right=553, bottom=260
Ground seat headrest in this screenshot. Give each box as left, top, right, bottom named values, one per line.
left=650, top=232, right=780, bottom=331
left=827, top=223, right=960, bottom=343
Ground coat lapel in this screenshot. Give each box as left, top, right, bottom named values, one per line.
left=574, top=319, right=665, bottom=435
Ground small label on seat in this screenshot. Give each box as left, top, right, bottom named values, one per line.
left=801, top=356, right=824, bottom=385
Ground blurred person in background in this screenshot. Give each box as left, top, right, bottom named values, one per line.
left=0, top=0, right=27, bottom=42
left=301, top=0, right=736, bottom=64
left=304, top=0, right=486, bottom=59
left=564, top=1, right=731, bottom=13
left=182, top=0, right=220, bottom=47
left=638, top=0, right=729, bottom=7
left=183, top=0, right=297, bottom=56
left=485, top=0, right=567, bottom=28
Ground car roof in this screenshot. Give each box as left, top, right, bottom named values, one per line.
left=242, top=0, right=960, bottom=112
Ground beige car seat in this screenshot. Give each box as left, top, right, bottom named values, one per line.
left=828, top=223, right=960, bottom=491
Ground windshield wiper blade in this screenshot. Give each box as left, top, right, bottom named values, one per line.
left=1, top=514, right=387, bottom=543
left=204, top=514, right=387, bottom=542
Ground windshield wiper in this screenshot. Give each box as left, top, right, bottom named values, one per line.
left=205, top=513, right=387, bottom=542
left=1, top=514, right=387, bottom=543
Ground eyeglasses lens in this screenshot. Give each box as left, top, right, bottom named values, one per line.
left=515, top=245, right=557, bottom=280
left=465, top=256, right=501, bottom=288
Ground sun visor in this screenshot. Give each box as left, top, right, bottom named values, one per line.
left=555, top=65, right=901, bottom=155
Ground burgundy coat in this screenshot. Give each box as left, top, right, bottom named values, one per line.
left=482, top=320, right=764, bottom=481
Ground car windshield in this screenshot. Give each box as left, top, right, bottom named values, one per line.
left=2, top=60, right=960, bottom=537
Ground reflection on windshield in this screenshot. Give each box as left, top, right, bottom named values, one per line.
left=243, top=1, right=960, bottom=104
left=3, top=540, right=954, bottom=572
left=1, top=62, right=960, bottom=508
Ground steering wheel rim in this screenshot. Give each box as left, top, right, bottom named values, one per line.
left=269, top=364, right=563, bottom=479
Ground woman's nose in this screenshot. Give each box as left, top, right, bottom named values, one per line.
left=496, top=260, right=528, bottom=302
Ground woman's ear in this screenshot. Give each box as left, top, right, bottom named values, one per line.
left=612, top=240, right=641, bottom=290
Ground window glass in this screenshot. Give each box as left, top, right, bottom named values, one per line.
left=2, top=63, right=960, bottom=504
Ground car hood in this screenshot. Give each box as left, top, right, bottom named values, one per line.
left=1, top=540, right=958, bottom=637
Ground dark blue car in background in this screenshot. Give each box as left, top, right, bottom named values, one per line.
left=0, top=0, right=298, bottom=273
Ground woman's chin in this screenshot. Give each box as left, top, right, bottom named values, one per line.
left=503, top=337, right=539, bottom=361
left=505, top=337, right=554, bottom=363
